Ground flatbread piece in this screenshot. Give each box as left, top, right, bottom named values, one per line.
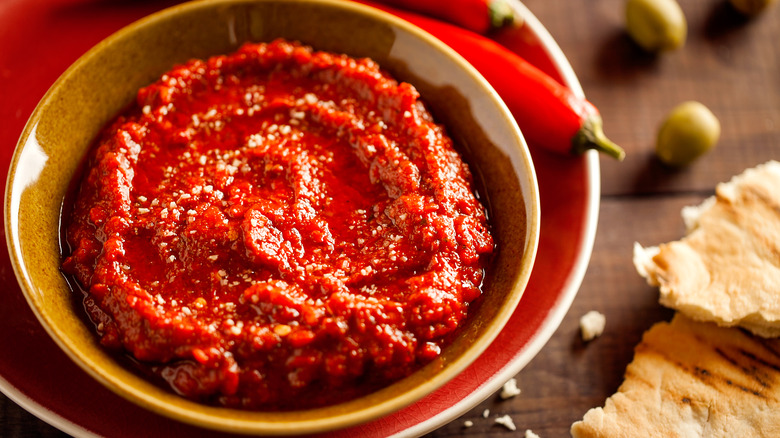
left=571, top=314, right=780, bottom=437
left=634, top=161, right=780, bottom=337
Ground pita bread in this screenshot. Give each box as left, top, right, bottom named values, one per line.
left=571, top=314, right=780, bottom=438
left=634, top=161, right=780, bottom=337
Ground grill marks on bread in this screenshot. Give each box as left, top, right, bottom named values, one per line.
left=571, top=315, right=780, bottom=437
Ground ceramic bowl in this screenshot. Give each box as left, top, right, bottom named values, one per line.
left=4, top=0, right=539, bottom=434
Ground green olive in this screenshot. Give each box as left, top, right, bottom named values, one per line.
left=625, top=0, right=687, bottom=52
left=656, top=101, right=720, bottom=166
left=729, top=0, right=777, bottom=15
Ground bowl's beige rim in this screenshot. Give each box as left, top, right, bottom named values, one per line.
left=4, top=0, right=539, bottom=435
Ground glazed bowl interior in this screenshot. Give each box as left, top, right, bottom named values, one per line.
left=5, top=0, right=539, bottom=434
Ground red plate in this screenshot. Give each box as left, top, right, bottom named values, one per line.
left=0, top=1, right=598, bottom=436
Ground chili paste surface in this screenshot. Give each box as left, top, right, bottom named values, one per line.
left=62, top=39, right=494, bottom=409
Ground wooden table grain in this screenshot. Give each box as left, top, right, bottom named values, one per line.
left=2, top=0, right=778, bottom=436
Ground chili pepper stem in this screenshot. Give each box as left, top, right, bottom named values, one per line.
left=573, top=115, right=626, bottom=160
left=488, top=0, right=517, bottom=29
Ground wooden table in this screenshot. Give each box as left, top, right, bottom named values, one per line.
left=1, top=0, right=778, bottom=436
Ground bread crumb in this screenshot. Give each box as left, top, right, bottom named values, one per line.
left=463, top=420, right=473, bottom=428
left=499, top=378, right=521, bottom=399
left=525, top=429, right=540, bottom=438
left=482, top=408, right=490, bottom=418
left=495, top=414, right=516, bottom=431
left=580, top=310, right=606, bottom=341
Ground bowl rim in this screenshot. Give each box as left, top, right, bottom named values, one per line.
left=4, top=0, right=540, bottom=434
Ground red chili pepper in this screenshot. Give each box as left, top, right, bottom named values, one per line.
left=357, top=1, right=625, bottom=160
left=367, top=0, right=516, bottom=34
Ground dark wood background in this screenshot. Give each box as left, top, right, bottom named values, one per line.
left=2, top=0, right=778, bottom=436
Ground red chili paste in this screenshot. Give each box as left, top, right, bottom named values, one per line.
left=62, top=39, right=493, bottom=409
